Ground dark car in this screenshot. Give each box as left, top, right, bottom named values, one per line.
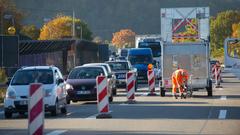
left=66, top=66, right=113, bottom=104
left=106, top=60, right=137, bottom=93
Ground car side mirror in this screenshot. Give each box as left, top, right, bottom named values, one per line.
left=57, top=78, right=64, bottom=85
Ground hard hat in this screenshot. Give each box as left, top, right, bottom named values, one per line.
left=148, top=64, right=153, bottom=71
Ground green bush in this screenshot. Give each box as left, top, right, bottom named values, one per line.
left=0, top=69, right=7, bottom=84
left=0, top=88, right=6, bottom=103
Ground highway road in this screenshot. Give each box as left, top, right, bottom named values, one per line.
left=0, top=69, right=240, bottom=135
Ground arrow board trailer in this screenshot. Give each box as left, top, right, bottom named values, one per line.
left=161, top=7, right=210, bottom=42
left=160, top=42, right=212, bottom=97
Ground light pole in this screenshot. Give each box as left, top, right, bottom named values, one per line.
left=76, top=25, right=82, bottom=40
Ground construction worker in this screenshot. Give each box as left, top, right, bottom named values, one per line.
left=172, top=69, right=189, bottom=99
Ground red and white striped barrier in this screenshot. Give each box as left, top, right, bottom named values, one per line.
left=214, top=65, right=222, bottom=88
left=126, top=72, right=136, bottom=103
left=28, top=83, right=44, bottom=135
left=147, top=70, right=156, bottom=96
left=96, top=76, right=112, bottom=118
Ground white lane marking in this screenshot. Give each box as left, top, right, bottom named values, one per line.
left=219, top=88, right=224, bottom=90
left=218, top=110, right=227, bottom=119
left=0, top=111, right=4, bottom=115
left=85, top=111, right=113, bottom=119
left=119, top=103, right=128, bottom=106
left=46, top=130, right=67, bottom=135
left=220, top=96, right=227, bottom=100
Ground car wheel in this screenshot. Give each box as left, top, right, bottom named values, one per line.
left=61, top=107, right=67, bottom=114
left=207, top=79, right=213, bottom=97
left=51, top=100, right=59, bottom=116
left=66, top=97, right=71, bottom=104
left=4, top=111, right=12, bottom=119
left=160, top=87, right=165, bottom=97
left=109, top=96, right=113, bottom=102
left=135, top=81, right=138, bottom=92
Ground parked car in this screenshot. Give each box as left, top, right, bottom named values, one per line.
left=4, top=66, right=68, bottom=118
left=83, top=63, right=117, bottom=95
left=106, top=60, right=137, bottom=93
left=66, top=65, right=114, bottom=103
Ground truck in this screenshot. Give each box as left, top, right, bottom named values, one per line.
left=160, top=7, right=212, bottom=97
left=135, top=35, right=162, bottom=79
left=127, top=48, right=153, bottom=83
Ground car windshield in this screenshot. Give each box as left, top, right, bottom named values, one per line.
left=107, top=62, right=130, bottom=71
left=139, top=42, right=161, bottom=57
left=11, top=69, right=53, bottom=85
left=128, top=55, right=153, bottom=65
left=68, top=67, right=105, bottom=79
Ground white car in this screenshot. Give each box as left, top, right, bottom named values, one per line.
left=4, top=66, right=68, bottom=118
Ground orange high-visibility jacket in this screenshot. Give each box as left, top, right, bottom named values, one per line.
left=172, top=69, right=189, bottom=87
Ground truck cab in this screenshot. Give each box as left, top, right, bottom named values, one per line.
left=127, top=48, right=153, bottom=83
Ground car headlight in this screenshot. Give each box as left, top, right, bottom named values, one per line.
left=66, top=84, right=73, bottom=90
left=6, top=90, right=16, bottom=99
left=45, top=89, right=52, bottom=97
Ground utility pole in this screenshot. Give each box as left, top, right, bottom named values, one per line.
left=72, top=10, right=76, bottom=39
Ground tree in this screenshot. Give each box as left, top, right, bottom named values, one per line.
left=232, top=23, right=240, bottom=38
left=112, top=29, right=136, bottom=48
left=39, top=15, right=92, bottom=40
left=0, top=0, right=23, bottom=35
left=20, top=25, right=40, bottom=40
left=210, top=10, right=240, bottom=52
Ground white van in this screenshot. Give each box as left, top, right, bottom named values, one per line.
left=4, top=66, right=68, bottom=118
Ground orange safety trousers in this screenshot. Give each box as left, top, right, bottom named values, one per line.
left=172, top=69, right=188, bottom=95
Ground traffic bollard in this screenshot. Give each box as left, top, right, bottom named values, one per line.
left=28, top=83, right=44, bottom=135
left=126, top=72, right=136, bottom=104
left=147, top=70, right=157, bottom=96
left=96, top=76, right=112, bottom=119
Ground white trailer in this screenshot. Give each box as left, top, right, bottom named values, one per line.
left=160, top=7, right=212, bottom=97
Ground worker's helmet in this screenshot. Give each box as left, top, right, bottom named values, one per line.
left=148, top=64, right=153, bottom=71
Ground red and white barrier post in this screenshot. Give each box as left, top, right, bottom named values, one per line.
left=126, top=72, right=136, bottom=104
left=147, top=70, right=157, bottom=96
left=214, top=65, right=222, bottom=88
left=96, top=76, right=112, bottom=118
left=28, top=83, right=44, bottom=135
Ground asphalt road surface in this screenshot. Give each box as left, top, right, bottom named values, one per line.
left=0, top=69, right=240, bottom=135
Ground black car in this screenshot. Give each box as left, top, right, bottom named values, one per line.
left=106, top=60, right=137, bottom=93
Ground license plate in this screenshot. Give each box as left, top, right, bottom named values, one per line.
left=77, top=91, right=91, bottom=95
left=117, top=74, right=125, bottom=79
left=19, top=100, right=28, bottom=105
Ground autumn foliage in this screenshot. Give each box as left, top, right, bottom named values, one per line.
left=39, top=15, right=92, bottom=40
left=112, top=29, right=136, bottom=48
left=232, top=23, right=240, bottom=38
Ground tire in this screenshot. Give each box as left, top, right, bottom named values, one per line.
left=112, top=88, right=117, bottom=96
left=109, top=96, right=113, bottom=102
left=66, top=97, right=71, bottom=104
left=4, top=111, right=12, bottom=119
left=207, top=79, right=213, bottom=97
left=135, top=81, right=138, bottom=92
left=61, top=107, right=67, bottom=114
left=160, top=87, right=165, bottom=97
left=51, top=100, right=59, bottom=116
